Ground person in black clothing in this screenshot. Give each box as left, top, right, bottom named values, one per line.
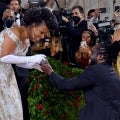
left=40, top=40, right=120, bottom=120
left=62, top=5, right=87, bottom=65
left=0, top=1, right=7, bottom=31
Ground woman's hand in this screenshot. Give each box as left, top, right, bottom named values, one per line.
left=88, top=23, right=98, bottom=36
left=80, top=45, right=91, bottom=58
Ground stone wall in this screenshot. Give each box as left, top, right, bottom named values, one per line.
left=21, top=0, right=120, bottom=20
left=52, top=0, right=120, bottom=20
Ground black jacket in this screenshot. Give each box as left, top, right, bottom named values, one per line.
left=48, top=63, right=120, bottom=120
left=66, top=20, right=87, bottom=50
left=0, top=2, right=7, bottom=32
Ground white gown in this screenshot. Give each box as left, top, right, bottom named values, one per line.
left=0, top=28, right=30, bottom=120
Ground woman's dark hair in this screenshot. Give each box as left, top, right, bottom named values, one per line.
left=23, top=7, right=58, bottom=32
left=81, top=29, right=96, bottom=46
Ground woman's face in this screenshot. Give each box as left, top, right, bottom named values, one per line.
left=29, top=22, right=49, bottom=42
left=81, top=32, right=92, bottom=45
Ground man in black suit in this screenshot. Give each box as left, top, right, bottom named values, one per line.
left=40, top=41, right=120, bottom=120
left=61, top=5, right=87, bottom=65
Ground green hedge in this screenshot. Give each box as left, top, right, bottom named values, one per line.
left=28, top=57, right=85, bottom=120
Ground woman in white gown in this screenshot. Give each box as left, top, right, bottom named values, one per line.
left=0, top=7, right=58, bottom=120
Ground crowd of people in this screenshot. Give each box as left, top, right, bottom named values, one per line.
left=0, top=0, right=120, bottom=120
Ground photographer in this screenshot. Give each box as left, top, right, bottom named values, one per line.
left=39, top=0, right=54, bottom=11
left=62, top=5, right=87, bottom=65
left=87, top=8, right=100, bottom=29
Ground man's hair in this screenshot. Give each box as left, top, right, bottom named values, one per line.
left=87, top=9, right=95, bottom=19
left=8, top=0, right=21, bottom=5
left=72, top=5, right=84, bottom=14
left=96, top=41, right=120, bottom=65
left=23, top=7, right=58, bottom=32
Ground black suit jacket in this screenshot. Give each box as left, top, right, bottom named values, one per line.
left=48, top=63, right=120, bottom=120
left=12, top=65, right=29, bottom=77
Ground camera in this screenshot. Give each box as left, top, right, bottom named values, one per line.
left=52, top=8, right=72, bottom=36
left=98, top=21, right=114, bottom=43
left=28, top=0, right=41, bottom=8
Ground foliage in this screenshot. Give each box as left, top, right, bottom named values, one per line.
left=28, top=57, right=85, bottom=120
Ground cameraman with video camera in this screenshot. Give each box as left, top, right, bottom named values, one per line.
left=62, top=5, right=87, bottom=66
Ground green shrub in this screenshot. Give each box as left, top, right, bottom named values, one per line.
left=28, top=57, right=85, bottom=120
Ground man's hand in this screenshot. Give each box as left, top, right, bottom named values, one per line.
left=41, top=63, right=54, bottom=75
left=95, top=8, right=100, bottom=18
left=62, top=16, right=69, bottom=23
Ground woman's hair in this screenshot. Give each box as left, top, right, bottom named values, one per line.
left=23, top=7, right=58, bottom=32
left=81, top=29, right=96, bottom=46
